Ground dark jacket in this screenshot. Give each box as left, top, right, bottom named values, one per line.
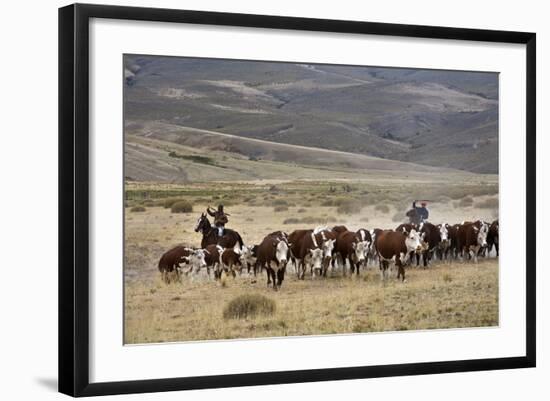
left=412, top=201, right=429, bottom=221
left=207, top=205, right=229, bottom=226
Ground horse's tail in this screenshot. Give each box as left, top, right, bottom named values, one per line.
left=235, top=231, right=244, bottom=250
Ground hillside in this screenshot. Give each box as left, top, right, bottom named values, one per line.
left=124, top=55, right=499, bottom=174
left=124, top=121, right=486, bottom=183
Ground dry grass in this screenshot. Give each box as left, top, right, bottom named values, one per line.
left=124, top=260, right=498, bottom=343
left=124, top=179, right=499, bottom=344
left=457, top=196, right=474, bottom=208
left=375, top=204, right=390, bottom=214
left=475, top=197, right=499, bottom=209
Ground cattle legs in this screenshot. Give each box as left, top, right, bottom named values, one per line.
left=396, top=260, right=406, bottom=282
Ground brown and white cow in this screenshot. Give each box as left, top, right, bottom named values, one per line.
left=416, top=222, right=440, bottom=267
left=158, top=245, right=207, bottom=283
left=203, top=244, right=221, bottom=279
left=219, top=246, right=243, bottom=277
left=296, top=231, right=326, bottom=279
left=457, top=222, right=489, bottom=263
left=487, top=219, right=499, bottom=257
left=447, top=223, right=461, bottom=260
left=395, top=223, right=418, bottom=234
left=436, top=223, right=451, bottom=262
left=356, top=228, right=373, bottom=264
left=375, top=229, right=423, bottom=282
left=334, top=230, right=368, bottom=276
left=256, top=232, right=290, bottom=290
left=313, top=227, right=337, bottom=277
left=332, top=225, right=349, bottom=235
left=288, top=229, right=312, bottom=277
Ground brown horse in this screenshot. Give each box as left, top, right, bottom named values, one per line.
left=194, top=213, right=244, bottom=251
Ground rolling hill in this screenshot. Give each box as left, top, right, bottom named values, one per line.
left=124, top=55, right=499, bottom=176
left=124, top=121, right=485, bottom=184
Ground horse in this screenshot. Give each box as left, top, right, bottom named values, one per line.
left=194, top=213, right=244, bottom=251
left=406, top=208, right=422, bottom=225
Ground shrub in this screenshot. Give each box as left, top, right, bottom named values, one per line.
left=223, top=294, right=276, bottom=319
left=171, top=201, right=193, bottom=213
left=336, top=199, right=362, bottom=215
left=297, top=208, right=306, bottom=213
left=163, top=198, right=182, bottom=208
left=142, top=200, right=155, bottom=206
left=274, top=206, right=288, bottom=212
left=283, top=218, right=300, bottom=225
left=272, top=199, right=288, bottom=206
left=375, top=204, right=390, bottom=214
left=130, top=206, right=146, bottom=213
left=359, top=216, right=370, bottom=222
left=457, top=196, right=474, bottom=207
left=321, top=199, right=334, bottom=206
left=475, top=197, right=499, bottom=209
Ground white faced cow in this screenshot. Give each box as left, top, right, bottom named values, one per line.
left=256, top=232, right=290, bottom=290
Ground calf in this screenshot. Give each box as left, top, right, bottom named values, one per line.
left=376, top=229, right=423, bottom=282
left=334, top=231, right=368, bottom=276
left=203, top=244, right=221, bottom=279
left=158, top=245, right=206, bottom=283
left=219, top=247, right=243, bottom=277
left=457, top=222, right=488, bottom=263
left=256, top=232, right=290, bottom=290
left=240, top=244, right=259, bottom=275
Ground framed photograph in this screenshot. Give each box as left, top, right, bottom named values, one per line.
left=59, top=3, right=536, bottom=397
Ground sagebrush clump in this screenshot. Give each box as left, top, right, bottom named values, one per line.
left=171, top=200, right=193, bottom=213
left=223, top=294, right=276, bottom=319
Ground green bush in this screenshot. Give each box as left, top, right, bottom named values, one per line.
left=130, top=206, right=146, bottom=213
left=223, top=294, right=276, bottom=319
left=171, top=201, right=193, bottom=213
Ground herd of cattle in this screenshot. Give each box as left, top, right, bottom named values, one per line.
left=158, top=213, right=499, bottom=290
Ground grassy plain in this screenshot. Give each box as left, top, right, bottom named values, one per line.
left=124, top=178, right=499, bottom=344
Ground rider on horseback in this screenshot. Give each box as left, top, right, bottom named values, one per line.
left=412, top=200, right=429, bottom=222
left=207, top=204, right=229, bottom=237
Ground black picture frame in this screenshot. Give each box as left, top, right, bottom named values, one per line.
left=58, top=3, right=536, bottom=397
